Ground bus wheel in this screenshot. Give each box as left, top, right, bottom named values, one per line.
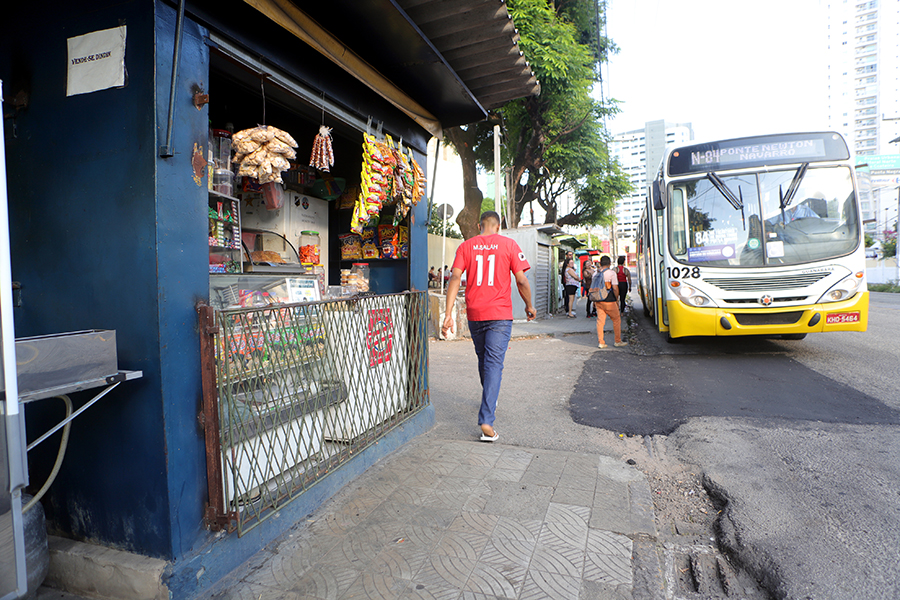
left=665, top=331, right=680, bottom=344
left=781, top=333, right=807, bottom=340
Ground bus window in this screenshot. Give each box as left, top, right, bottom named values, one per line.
left=670, top=188, right=687, bottom=256
left=670, top=175, right=763, bottom=266
left=757, top=166, right=858, bottom=265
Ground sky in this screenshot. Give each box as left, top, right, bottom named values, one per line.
left=603, top=0, right=829, bottom=142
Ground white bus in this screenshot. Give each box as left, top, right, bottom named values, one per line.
left=636, top=131, right=868, bottom=341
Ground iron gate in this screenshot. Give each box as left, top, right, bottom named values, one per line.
left=199, top=291, right=429, bottom=535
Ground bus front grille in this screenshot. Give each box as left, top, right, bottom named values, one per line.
left=733, top=311, right=805, bottom=326
left=704, top=272, right=830, bottom=292
left=723, top=296, right=809, bottom=304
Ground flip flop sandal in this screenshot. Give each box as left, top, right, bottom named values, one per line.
left=480, top=432, right=499, bottom=442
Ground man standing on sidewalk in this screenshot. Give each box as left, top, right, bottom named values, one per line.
left=442, top=211, right=536, bottom=442
left=592, top=255, right=628, bottom=349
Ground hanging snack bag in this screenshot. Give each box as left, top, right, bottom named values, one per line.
left=378, top=224, right=398, bottom=259
left=361, top=225, right=380, bottom=259
left=398, top=225, right=409, bottom=258
left=338, top=233, right=363, bottom=260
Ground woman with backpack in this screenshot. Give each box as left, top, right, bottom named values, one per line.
left=616, top=256, right=632, bottom=314
left=581, top=260, right=597, bottom=317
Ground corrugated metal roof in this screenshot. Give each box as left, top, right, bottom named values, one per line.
left=296, top=0, right=540, bottom=128
left=396, top=0, right=541, bottom=110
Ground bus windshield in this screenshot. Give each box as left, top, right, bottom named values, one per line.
left=669, top=166, right=859, bottom=267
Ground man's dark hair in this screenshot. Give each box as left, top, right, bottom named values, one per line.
left=617, top=256, right=625, bottom=265
left=480, top=211, right=501, bottom=226
left=600, top=255, right=611, bottom=266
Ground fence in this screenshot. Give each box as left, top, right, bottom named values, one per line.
left=199, top=291, right=429, bottom=535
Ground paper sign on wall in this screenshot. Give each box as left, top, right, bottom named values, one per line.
left=67, top=26, right=127, bottom=97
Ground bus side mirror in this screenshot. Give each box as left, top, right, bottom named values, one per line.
left=652, top=180, right=665, bottom=210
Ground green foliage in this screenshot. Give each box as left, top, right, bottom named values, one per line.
left=869, top=282, right=900, bottom=293
left=445, top=0, right=629, bottom=230
left=427, top=202, right=463, bottom=239
left=884, top=238, right=896, bottom=258
left=865, top=233, right=874, bottom=247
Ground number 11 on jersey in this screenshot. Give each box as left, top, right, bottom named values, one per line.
left=475, top=254, right=496, bottom=286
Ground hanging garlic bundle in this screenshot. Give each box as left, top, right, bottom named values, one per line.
left=310, top=125, right=334, bottom=172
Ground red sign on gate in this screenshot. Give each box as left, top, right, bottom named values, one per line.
left=366, top=308, right=394, bottom=367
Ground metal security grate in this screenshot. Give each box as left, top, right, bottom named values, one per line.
left=703, top=271, right=831, bottom=292
left=199, top=292, right=429, bottom=535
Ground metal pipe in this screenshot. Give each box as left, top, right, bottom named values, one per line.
left=159, top=0, right=186, bottom=158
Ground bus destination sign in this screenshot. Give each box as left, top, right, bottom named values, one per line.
left=668, top=133, right=850, bottom=176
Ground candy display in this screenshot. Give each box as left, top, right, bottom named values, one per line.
left=352, top=134, right=426, bottom=232
left=299, top=230, right=321, bottom=264
left=360, top=226, right=380, bottom=259
left=232, top=125, right=298, bottom=184
left=310, top=125, right=334, bottom=172
left=339, top=233, right=362, bottom=260
left=378, top=224, right=398, bottom=259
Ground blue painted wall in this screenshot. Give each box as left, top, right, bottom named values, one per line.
left=2, top=0, right=433, bottom=569
left=2, top=0, right=174, bottom=557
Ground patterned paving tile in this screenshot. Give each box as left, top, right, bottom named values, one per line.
left=448, top=512, right=500, bottom=535
left=421, top=460, right=464, bottom=477
left=557, top=471, right=597, bottom=492
left=404, top=469, right=445, bottom=488
left=464, top=561, right=520, bottom=599
left=479, top=537, right=536, bottom=569
left=461, top=452, right=500, bottom=469
left=369, top=542, right=431, bottom=580
left=519, top=569, right=580, bottom=600
left=318, top=529, right=388, bottom=569
left=392, top=523, right=444, bottom=549
left=583, top=551, right=633, bottom=586
left=290, top=564, right=359, bottom=600
left=585, top=530, right=632, bottom=559
left=399, top=581, right=460, bottom=600
left=579, top=579, right=633, bottom=600
left=386, top=486, right=437, bottom=507
left=436, top=476, right=485, bottom=494
left=498, top=449, right=534, bottom=467
left=491, top=517, right=542, bottom=544
left=545, top=503, right=591, bottom=528
left=538, top=521, right=589, bottom=551
left=481, top=481, right=554, bottom=521
left=529, top=543, right=584, bottom=578
left=427, top=488, right=472, bottom=511
left=432, top=530, right=490, bottom=561
left=526, top=454, right=569, bottom=474
left=339, top=571, right=411, bottom=599
left=413, top=555, right=477, bottom=590
left=410, top=505, right=460, bottom=530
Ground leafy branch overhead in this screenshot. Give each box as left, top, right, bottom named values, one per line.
left=444, top=0, right=631, bottom=239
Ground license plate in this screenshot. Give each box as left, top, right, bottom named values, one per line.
left=826, top=312, right=860, bottom=324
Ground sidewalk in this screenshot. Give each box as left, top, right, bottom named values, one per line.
left=207, top=437, right=660, bottom=600
left=206, top=303, right=661, bottom=600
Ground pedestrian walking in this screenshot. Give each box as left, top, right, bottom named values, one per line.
left=581, top=260, right=597, bottom=317
left=589, top=255, right=627, bottom=349
left=616, top=256, right=632, bottom=314
left=560, top=251, right=574, bottom=315
left=442, top=211, right=536, bottom=442
left=562, top=253, right=579, bottom=318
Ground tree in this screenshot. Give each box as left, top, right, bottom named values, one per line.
left=443, top=0, right=629, bottom=238
left=427, top=201, right=463, bottom=239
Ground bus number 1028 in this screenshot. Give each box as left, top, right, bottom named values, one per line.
left=667, top=266, right=700, bottom=279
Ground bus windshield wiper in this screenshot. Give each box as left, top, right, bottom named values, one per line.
left=779, top=163, right=809, bottom=210
left=707, top=172, right=747, bottom=229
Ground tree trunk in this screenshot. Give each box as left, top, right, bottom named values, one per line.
left=444, top=126, right=484, bottom=240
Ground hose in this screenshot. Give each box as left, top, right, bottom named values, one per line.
left=23, top=394, right=72, bottom=513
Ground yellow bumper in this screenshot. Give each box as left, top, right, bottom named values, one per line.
left=666, top=291, right=869, bottom=338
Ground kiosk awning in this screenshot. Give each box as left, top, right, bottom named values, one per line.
left=244, top=0, right=540, bottom=136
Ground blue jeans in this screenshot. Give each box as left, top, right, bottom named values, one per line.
left=468, top=320, right=512, bottom=427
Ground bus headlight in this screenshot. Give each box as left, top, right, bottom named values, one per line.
left=818, top=272, right=864, bottom=304
left=669, top=280, right=715, bottom=307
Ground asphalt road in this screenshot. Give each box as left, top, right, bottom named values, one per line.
left=568, top=291, right=900, bottom=599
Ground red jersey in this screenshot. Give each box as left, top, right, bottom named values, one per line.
left=452, top=234, right=530, bottom=321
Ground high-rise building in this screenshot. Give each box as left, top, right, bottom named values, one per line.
left=826, top=0, right=900, bottom=236
left=610, top=120, right=694, bottom=244
left=826, top=0, right=900, bottom=155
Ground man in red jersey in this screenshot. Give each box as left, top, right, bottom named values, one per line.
left=441, top=211, right=536, bottom=442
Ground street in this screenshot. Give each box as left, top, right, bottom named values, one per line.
left=568, top=291, right=900, bottom=599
